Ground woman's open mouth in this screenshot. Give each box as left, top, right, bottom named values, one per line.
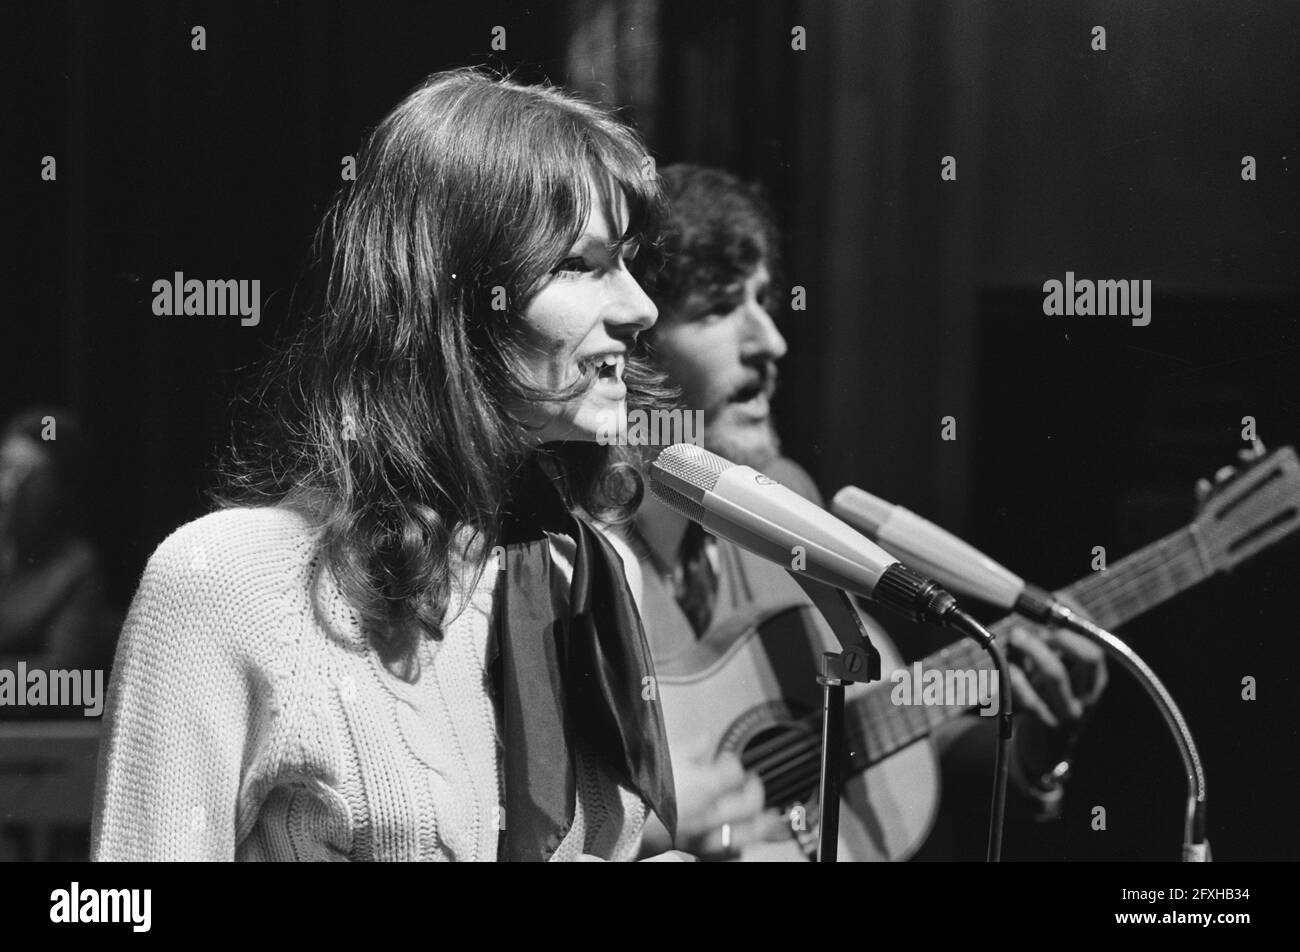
left=584, top=353, right=627, bottom=398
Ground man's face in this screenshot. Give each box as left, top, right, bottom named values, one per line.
left=649, top=261, right=788, bottom=469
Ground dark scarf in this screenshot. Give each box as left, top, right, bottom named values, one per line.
left=489, top=458, right=677, bottom=861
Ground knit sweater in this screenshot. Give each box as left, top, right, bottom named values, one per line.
left=91, top=506, right=647, bottom=861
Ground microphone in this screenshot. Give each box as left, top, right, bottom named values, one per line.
left=831, top=486, right=1069, bottom=627
left=648, top=444, right=964, bottom=633
left=830, top=484, right=1212, bottom=861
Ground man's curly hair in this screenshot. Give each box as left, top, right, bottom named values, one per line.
left=633, top=163, right=782, bottom=323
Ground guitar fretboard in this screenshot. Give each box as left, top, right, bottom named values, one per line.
left=1067, top=525, right=1211, bottom=630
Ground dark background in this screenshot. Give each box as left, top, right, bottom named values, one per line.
left=3, top=0, right=1297, bottom=860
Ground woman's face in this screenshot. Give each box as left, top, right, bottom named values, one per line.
left=516, top=179, right=658, bottom=443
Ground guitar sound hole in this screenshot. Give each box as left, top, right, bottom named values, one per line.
left=741, top=724, right=820, bottom=810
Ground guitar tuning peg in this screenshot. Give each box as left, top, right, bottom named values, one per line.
left=1195, top=477, right=1213, bottom=502
left=1215, top=466, right=1237, bottom=484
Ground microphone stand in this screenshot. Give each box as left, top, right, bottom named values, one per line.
left=871, top=564, right=1015, bottom=862
left=1017, top=589, right=1210, bottom=861
left=786, top=574, right=881, bottom=863
left=944, top=611, right=1015, bottom=862
left=789, top=570, right=1014, bottom=862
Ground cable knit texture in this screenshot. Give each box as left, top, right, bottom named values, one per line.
left=91, top=507, right=647, bottom=861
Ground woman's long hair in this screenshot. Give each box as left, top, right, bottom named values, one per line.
left=216, top=69, right=671, bottom=659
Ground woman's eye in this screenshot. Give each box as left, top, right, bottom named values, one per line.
left=552, top=255, right=593, bottom=275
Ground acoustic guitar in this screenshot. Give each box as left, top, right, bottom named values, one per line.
left=654, top=446, right=1300, bottom=860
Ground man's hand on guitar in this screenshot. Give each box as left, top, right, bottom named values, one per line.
left=1005, top=616, right=1108, bottom=784
left=639, top=737, right=789, bottom=860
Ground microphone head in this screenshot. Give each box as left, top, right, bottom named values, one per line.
left=835, top=484, right=1026, bottom=610
left=831, top=486, right=894, bottom=537
left=648, top=443, right=735, bottom=522
left=649, top=444, right=954, bottom=619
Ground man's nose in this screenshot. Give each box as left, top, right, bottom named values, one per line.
left=742, top=302, right=787, bottom=361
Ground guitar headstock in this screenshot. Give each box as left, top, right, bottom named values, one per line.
left=1192, top=442, right=1300, bottom=573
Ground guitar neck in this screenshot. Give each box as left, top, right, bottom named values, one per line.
left=1059, top=525, right=1212, bottom=629
left=844, top=523, right=1213, bottom=770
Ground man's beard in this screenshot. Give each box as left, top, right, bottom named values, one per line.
left=702, top=414, right=783, bottom=472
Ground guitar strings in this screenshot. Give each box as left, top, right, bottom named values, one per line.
left=1078, top=528, right=1196, bottom=589
left=1069, top=531, right=1200, bottom=608
left=1066, top=546, right=1203, bottom=628
left=745, top=699, right=936, bottom=804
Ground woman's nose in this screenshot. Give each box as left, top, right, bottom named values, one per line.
left=607, top=269, right=659, bottom=336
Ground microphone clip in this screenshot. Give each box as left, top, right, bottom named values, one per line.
left=791, top=584, right=881, bottom=864
left=822, top=643, right=880, bottom=684
left=784, top=571, right=882, bottom=684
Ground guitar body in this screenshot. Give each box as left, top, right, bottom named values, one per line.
left=655, top=609, right=940, bottom=862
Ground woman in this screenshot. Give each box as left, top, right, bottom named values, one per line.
left=91, top=69, right=684, bottom=861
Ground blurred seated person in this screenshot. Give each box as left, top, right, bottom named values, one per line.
left=0, top=408, right=117, bottom=703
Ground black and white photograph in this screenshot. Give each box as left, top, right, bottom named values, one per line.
left=1, top=0, right=1296, bottom=931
